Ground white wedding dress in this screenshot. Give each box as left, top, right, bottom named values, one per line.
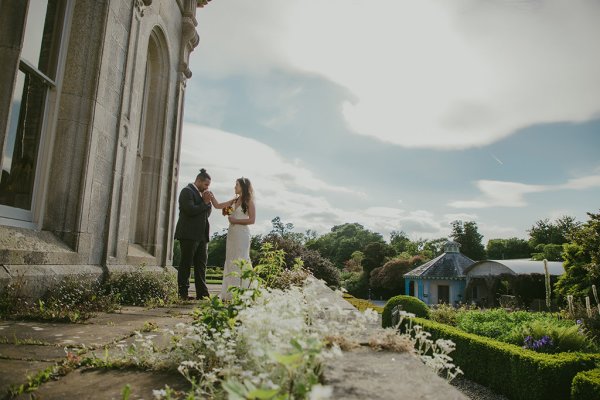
left=220, top=204, right=252, bottom=300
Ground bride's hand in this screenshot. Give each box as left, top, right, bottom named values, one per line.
left=228, top=216, right=235, bottom=224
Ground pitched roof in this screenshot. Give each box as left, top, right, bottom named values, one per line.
left=404, top=251, right=475, bottom=279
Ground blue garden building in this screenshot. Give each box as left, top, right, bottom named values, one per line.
left=404, top=240, right=565, bottom=307
left=404, top=241, right=473, bottom=305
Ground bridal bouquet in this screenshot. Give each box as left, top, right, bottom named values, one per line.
left=222, top=206, right=233, bottom=216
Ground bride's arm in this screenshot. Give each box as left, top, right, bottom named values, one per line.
left=208, top=192, right=234, bottom=209
left=229, top=200, right=255, bottom=225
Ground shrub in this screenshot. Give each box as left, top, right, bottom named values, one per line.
left=263, top=235, right=340, bottom=287
left=402, top=317, right=600, bottom=400
left=341, top=271, right=368, bottom=298
left=0, top=274, right=116, bottom=322
left=382, top=295, right=429, bottom=327
left=572, top=368, right=600, bottom=400
left=103, top=267, right=177, bottom=306
left=456, top=309, right=573, bottom=343
left=369, top=256, right=424, bottom=299
left=429, top=303, right=478, bottom=326
left=517, top=320, right=598, bottom=353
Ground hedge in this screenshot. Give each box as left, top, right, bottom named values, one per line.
left=572, top=368, right=600, bottom=400
left=403, top=317, right=600, bottom=400
left=382, top=295, right=429, bottom=327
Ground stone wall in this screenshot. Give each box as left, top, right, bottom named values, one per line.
left=0, top=0, right=202, bottom=298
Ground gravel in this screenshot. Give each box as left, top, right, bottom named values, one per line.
left=451, top=377, right=509, bottom=400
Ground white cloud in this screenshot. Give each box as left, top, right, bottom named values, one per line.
left=179, top=123, right=452, bottom=239
left=449, top=174, right=600, bottom=209
left=194, top=0, right=600, bottom=149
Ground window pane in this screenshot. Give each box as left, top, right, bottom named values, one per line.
left=21, top=1, right=49, bottom=69
left=21, top=0, right=64, bottom=79
left=0, top=69, right=47, bottom=211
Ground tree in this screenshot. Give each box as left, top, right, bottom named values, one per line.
left=555, top=211, right=600, bottom=301
left=450, top=220, right=486, bottom=260
left=528, top=216, right=581, bottom=248
left=531, top=244, right=563, bottom=262
left=486, top=237, right=532, bottom=259
left=343, top=251, right=364, bottom=273
left=307, top=223, right=386, bottom=267
left=362, top=241, right=395, bottom=273
left=269, top=217, right=305, bottom=243
left=369, top=256, right=425, bottom=298
left=390, top=230, right=411, bottom=254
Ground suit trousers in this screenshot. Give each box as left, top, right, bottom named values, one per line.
left=178, top=239, right=210, bottom=299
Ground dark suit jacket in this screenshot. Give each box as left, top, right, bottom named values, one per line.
left=174, top=183, right=212, bottom=242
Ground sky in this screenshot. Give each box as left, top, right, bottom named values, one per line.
left=179, top=0, right=600, bottom=243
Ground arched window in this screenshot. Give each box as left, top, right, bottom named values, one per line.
left=129, top=28, right=170, bottom=255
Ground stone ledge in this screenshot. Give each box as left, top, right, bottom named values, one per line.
left=0, top=264, right=104, bottom=298
left=0, top=225, right=83, bottom=265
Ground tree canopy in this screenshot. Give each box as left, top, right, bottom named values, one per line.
left=554, top=211, right=600, bottom=301
left=450, top=220, right=486, bottom=261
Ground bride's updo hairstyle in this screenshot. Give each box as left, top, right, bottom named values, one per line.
left=196, top=168, right=211, bottom=181
left=237, top=177, right=253, bottom=214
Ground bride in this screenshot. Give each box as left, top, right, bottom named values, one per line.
left=209, top=177, right=255, bottom=300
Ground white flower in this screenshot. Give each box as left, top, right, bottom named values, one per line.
left=309, top=384, right=333, bottom=400
left=152, top=389, right=167, bottom=399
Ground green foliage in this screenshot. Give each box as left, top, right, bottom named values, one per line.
left=254, top=242, right=286, bottom=287
left=361, top=241, right=395, bottom=273
left=207, top=229, right=228, bottom=268
left=528, top=215, right=581, bottom=248
left=402, top=317, right=600, bottom=400
left=429, top=303, right=477, bottom=326
left=572, top=368, right=600, bottom=400
left=194, top=259, right=264, bottom=336
left=0, top=274, right=117, bottom=322
left=263, top=234, right=340, bottom=286
left=369, top=256, right=425, bottom=298
left=306, top=223, right=387, bottom=267
left=103, top=267, right=178, bottom=307
left=555, top=211, right=600, bottom=302
left=340, top=271, right=367, bottom=297
left=450, top=308, right=597, bottom=353
left=517, top=320, right=598, bottom=353
left=382, top=295, right=429, bottom=327
left=531, top=243, right=564, bottom=261
left=486, top=237, right=532, bottom=259
left=450, top=220, right=486, bottom=260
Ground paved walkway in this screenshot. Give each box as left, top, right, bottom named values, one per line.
left=0, top=283, right=466, bottom=399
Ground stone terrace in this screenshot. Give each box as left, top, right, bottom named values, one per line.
left=0, top=284, right=468, bottom=399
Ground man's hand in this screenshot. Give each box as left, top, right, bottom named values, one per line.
left=202, top=190, right=212, bottom=204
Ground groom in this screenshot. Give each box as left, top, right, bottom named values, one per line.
left=174, top=169, right=212, bottom=300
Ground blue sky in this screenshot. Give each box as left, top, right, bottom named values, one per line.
left=179, top=0, right=600, bottom=242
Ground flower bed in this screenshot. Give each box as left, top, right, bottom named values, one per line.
left=402, top=317, right=600, bottom=400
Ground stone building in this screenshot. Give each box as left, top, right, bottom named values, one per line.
left=404, top=241, right=473, bottom=305
left=0, top=0, right=209, bottom=296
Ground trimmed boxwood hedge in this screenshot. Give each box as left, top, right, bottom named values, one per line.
left=403, top=317, right=600, bottom=400
left=382, top=295, right=429, bottom=327
left=572, top=368, right=600, bottom=400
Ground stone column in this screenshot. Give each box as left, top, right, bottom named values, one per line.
left=104, top=0, right=148, bottom=265
left=0, top=1, right=28, bottom=167
left=162, top=0, right=200, bottom=266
